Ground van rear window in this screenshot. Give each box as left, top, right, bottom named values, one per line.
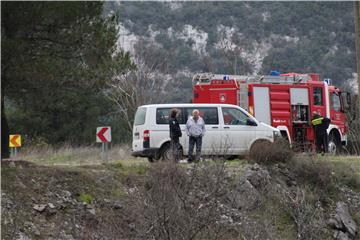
left=134, top=107, right=146, bottom=126
left=185, top=107, right=219, bottom=124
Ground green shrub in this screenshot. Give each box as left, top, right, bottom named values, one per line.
left=109, top=162, right=125, bottom=170
left=77, top=193, right=93, bottom=204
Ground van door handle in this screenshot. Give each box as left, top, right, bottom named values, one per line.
left=212, top=126, right=218, bottom=129
left=224, top=126, right=230, bottom=129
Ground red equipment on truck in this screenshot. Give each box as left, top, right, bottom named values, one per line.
left=192, top=72, right=351, bottom=153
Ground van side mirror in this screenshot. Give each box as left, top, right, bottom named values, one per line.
left=346, top=92, right=351, bottom=106
left=246, top=118, right=257, bottom=126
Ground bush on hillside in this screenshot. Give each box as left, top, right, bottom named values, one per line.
left=248, top=139, right=293, bottom=165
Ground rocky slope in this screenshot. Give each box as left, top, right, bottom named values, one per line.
left=1, top=156, right=359, bottom=240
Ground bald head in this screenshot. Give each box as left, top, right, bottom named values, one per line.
left=192, top=109, right=199, bottom=120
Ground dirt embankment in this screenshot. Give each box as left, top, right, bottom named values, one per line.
left=1, top=157, right=359, bottom=240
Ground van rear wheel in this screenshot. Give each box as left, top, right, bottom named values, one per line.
left=160, top=143, right=172, bottom=161
left=147, top=157, right=154, bottom=163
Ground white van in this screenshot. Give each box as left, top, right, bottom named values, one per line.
left=131, top=104, right=280, bottom=162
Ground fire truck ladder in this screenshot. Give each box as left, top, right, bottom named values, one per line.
left=192, top=73, right=213, bottom=85
left=192, top=73, right=250, bottom=85
left=257, top=74, right=313, bottom=84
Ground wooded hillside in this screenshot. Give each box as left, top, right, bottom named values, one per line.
left=2, top=2, right=357, bottom=150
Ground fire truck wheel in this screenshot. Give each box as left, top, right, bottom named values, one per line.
left=328, top=134, right=340, bottom=155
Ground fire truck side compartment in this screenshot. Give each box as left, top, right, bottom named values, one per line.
left=253, top=87, right=271, bottom=125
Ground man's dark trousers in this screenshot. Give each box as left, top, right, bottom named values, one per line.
left=188, top=136, right=202, bottom=162
left=315, top=133, right=328, bottom=153
left=171, top=137, right=180, bottom=162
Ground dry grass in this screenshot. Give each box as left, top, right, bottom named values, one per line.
left=326, top=155, right=360, bottom=192
left=290, top=156, right=333, bottom=190
left=288, top=154, right=360, bottom=195
left=313, top=155, right=360, bottom=180
left=10, top=144, right=147, bottom=167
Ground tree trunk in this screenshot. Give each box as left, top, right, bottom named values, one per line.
left=1, top=89, right=10, bottom=159
left=354, top=1, right=360, bottom=112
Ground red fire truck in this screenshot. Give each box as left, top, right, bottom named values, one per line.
left=192, top=72, right=350, bottom=153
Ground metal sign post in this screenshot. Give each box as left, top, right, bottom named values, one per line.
left=9, top=134, right=21, bottom=158
left=101, top=142, right=109, bottom=162
left=10, top=148, right=16, bottom=158
left=96, top=127, right=111, bottom=162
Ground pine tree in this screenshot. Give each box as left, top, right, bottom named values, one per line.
left=1, top=2, right=134, bottom=157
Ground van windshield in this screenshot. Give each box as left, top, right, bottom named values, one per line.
left=134, top=107, right=146, bottom=126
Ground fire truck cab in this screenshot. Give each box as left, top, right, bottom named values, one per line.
left=192, top=72, right=350, bottom=154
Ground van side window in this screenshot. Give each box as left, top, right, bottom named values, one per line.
left=313, top=87, right=323, bottom=106
left=156, top=108, right=184, bottom=124
left=185, top=107, right=218, bottom=124
left=331, top=93, right=341, bottom=112
left=222, top=107, right=249, bottom=125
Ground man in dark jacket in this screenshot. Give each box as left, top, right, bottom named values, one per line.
left=169, top=108, right=182, bottom=162
left=311, top=111, right=331, bottom=154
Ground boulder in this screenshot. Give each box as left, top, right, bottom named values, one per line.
left=33, top=204, right=47, bottom=212
left=329, top=202, right=358, bottom=239
left=228, top=164, right=271, bottom=211
left=244, top=164, right=271, bottom=190
left=231, top=180, right=261, bottom=211
left=113, top=201, right=123, bottom=209
left=334, top=230, right=351, bottom=240
left=336, top=202, right=357, bottom=238
left=87, top=208, right=96, bottom=215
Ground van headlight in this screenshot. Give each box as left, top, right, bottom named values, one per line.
left=273, top=131, right=281, bottom=139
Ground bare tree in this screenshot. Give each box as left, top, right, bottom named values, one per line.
left=105, top=56, right=169, bottom=131
left=216, top=27, right=254, bottom=75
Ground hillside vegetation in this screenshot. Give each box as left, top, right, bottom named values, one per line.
left=3, top=2, right=358, bottom=149
left=2, top=151, right=360, bottom=239
left=115, top=2, right=356, bottom=85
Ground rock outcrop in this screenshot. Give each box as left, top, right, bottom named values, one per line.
left=329, top=202, right=358, bottom=240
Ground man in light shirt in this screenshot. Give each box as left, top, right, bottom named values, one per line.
left=186, top=109, right=206, bottom=163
